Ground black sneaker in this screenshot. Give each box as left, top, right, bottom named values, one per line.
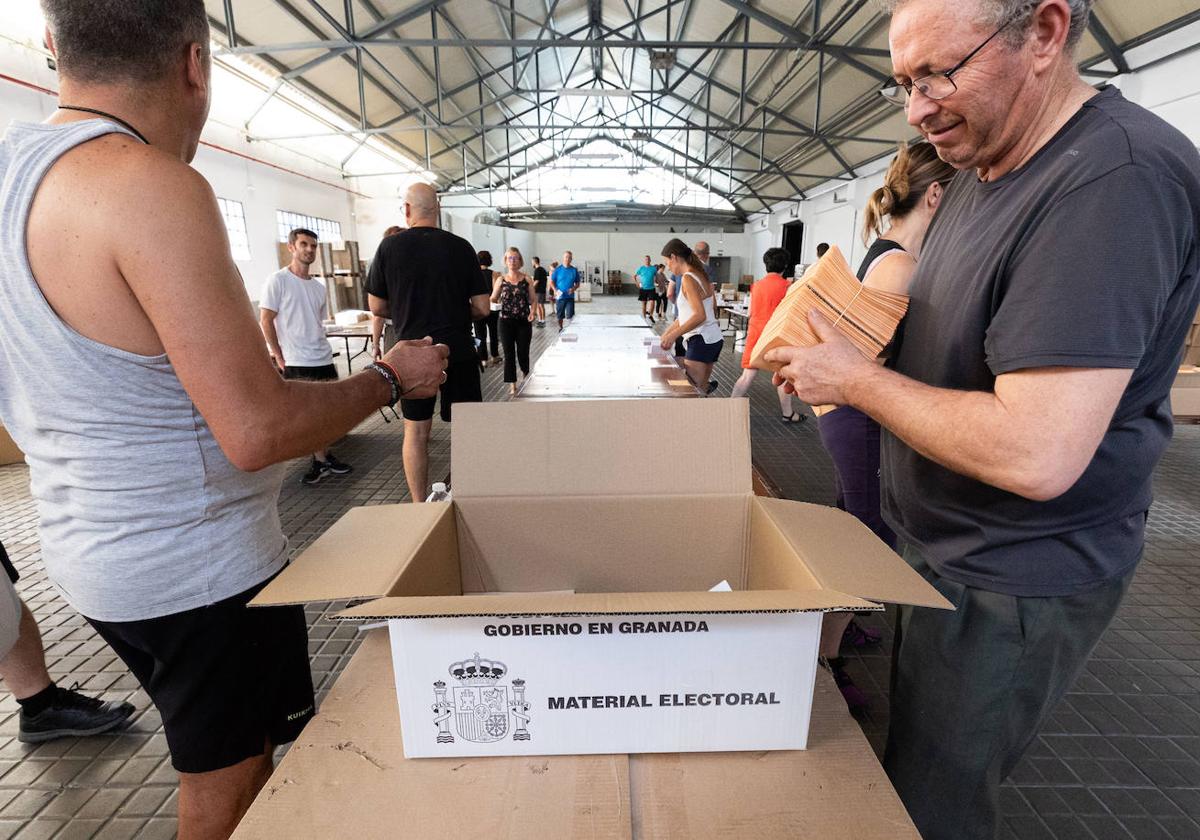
left=19, top=685, right=136, bottom=743
left=301, top=459, right=329, bottom=485
left=323, top=454, right=353, bottom=475
left=706, top=380, right=719, bottom=395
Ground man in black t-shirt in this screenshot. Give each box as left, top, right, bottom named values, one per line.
left=531, top=256, right=549, bottom=327
left=366, top=184, right=490, bottom=502
left=766, top=3, right=1200, bottom=838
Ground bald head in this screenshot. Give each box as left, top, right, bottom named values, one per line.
left=404, top=183, right=440, bottom=227
left=694, top=241, right=710, bottom=262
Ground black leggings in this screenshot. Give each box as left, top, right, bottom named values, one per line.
left=654, top=292, right=667, bottom=315
left=498, top=317, right=532, bottom=383
left=474, top=311, right=499, bottom=361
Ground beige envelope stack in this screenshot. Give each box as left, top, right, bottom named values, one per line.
left=747, top=245, right=909, bottom=372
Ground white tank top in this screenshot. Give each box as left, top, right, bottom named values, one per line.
left=676, top=271, right=723, bottom=344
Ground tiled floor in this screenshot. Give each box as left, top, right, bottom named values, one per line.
left=0, top=294, right=1197, bottom=838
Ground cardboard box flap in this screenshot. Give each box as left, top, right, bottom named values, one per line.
left=451, top=400, right=751, bottom=498
left=755, top=497, right=953, bottom=610
left=251, top=504, right=453, bottom=606
left=333, top=588, right=879, bottom=620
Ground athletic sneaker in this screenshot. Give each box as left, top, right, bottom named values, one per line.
left=323, top=454, right=353, bottom=475
left=19, top=685, right=136, bottom=743
left=706, top=380, right=719, bottom=395
left=301, top=459, right=329, bottom=485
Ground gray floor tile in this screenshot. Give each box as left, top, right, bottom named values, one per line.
left=10, top=820, right=62, bottom=840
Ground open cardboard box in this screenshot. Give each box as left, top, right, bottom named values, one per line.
left=254, top=399, right=950, bottom=758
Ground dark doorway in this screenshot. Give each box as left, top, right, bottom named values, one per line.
left=782, top=220, right=804, bottom=277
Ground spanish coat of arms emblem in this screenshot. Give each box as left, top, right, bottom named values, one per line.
left=433, top=652, right=530, bottom=744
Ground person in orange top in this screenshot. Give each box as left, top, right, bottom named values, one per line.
left=730, top=248, right=802, bottom=422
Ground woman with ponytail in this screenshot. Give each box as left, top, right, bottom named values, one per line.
left=817, top=142, right=956, bottom=711
left=658, top=238, right=724, bottom=391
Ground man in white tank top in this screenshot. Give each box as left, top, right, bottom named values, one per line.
left=0, top=2, right=449, bottom=837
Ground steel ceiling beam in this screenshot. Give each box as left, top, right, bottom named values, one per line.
left=248, top=122, right=899, bottom=142
left=604, top=23, right=827, bottom=142
left=219, top=36, right=893, bottom=55
left=434, top=7, right=541, bottom=154
left=207, top=13, right=431, bottom=173
left=588, top=0, right=604, bottom=81
left=712, top=0, right=887, bottom=79
left=624, top=88, right=804, bottom=199
left=366, top=4, right=685, bottom=157
left=1087, top=16, right=1131, bottom=75
left=693, top=2, right=883, bottom=196
left=256, top=0, right=479, bottom=170
left=656, top=7, right=816, bottom=190
left=244, top=0, right=453, bottom=92
left=222, top=0, right=238, bottom=48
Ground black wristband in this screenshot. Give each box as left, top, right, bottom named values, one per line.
left=367, top=362, right=401, bottom=407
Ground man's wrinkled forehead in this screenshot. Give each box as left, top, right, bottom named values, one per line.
left=889, top=0, right=981, bottom=78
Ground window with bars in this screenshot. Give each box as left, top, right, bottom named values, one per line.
left=275, top=210, right=343, bottom=246
left=217, top=197, right=251, bottom=261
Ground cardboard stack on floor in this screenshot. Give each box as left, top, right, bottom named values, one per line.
left=234, top=399, right=951, bottom=839
left=1173, top=303, right=1200, bottom=419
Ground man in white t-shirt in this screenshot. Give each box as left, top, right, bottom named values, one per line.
left=260, top=228, right=353, bottom=485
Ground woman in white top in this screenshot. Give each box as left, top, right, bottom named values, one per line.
left=658, top=238, right=724, bottom=391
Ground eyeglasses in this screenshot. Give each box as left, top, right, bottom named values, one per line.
left=879, top=5, right=1033, bottom=107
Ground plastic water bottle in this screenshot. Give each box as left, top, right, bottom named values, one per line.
left=426, top=482, right=451, bottom=503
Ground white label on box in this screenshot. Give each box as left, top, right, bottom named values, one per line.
left=388, top=612, right=821, bottom=758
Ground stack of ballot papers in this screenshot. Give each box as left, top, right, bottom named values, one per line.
left=748, top=245, right=909, bottom=372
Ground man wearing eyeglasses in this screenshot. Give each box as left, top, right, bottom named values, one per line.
left=767, top=2, right=1200, bottom=837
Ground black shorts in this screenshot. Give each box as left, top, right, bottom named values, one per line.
left=637, top=288, right=656, bottom=302
left=400, top=356, right=482, bottom=423
left=685, top=334, right=724, bottom=363
left=535, top=291, right=547, bottom=304
left=87, top=574, right=314, bottom=774
left=283, top=364, right=338, bottom=382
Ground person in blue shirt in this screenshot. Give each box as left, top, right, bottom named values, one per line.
left=551, top=250, right=580, bottom=331
left=634, top=256, right=658, bottom=322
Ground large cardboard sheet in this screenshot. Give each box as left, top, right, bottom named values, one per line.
left=232, top=631, right=632, bottom=840
left=234, top=631, right=919, bottom=839
left=629, top=671, right=921, bottom=839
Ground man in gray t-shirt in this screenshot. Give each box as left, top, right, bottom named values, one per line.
left=765, top=2, right=1200, bottom=838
